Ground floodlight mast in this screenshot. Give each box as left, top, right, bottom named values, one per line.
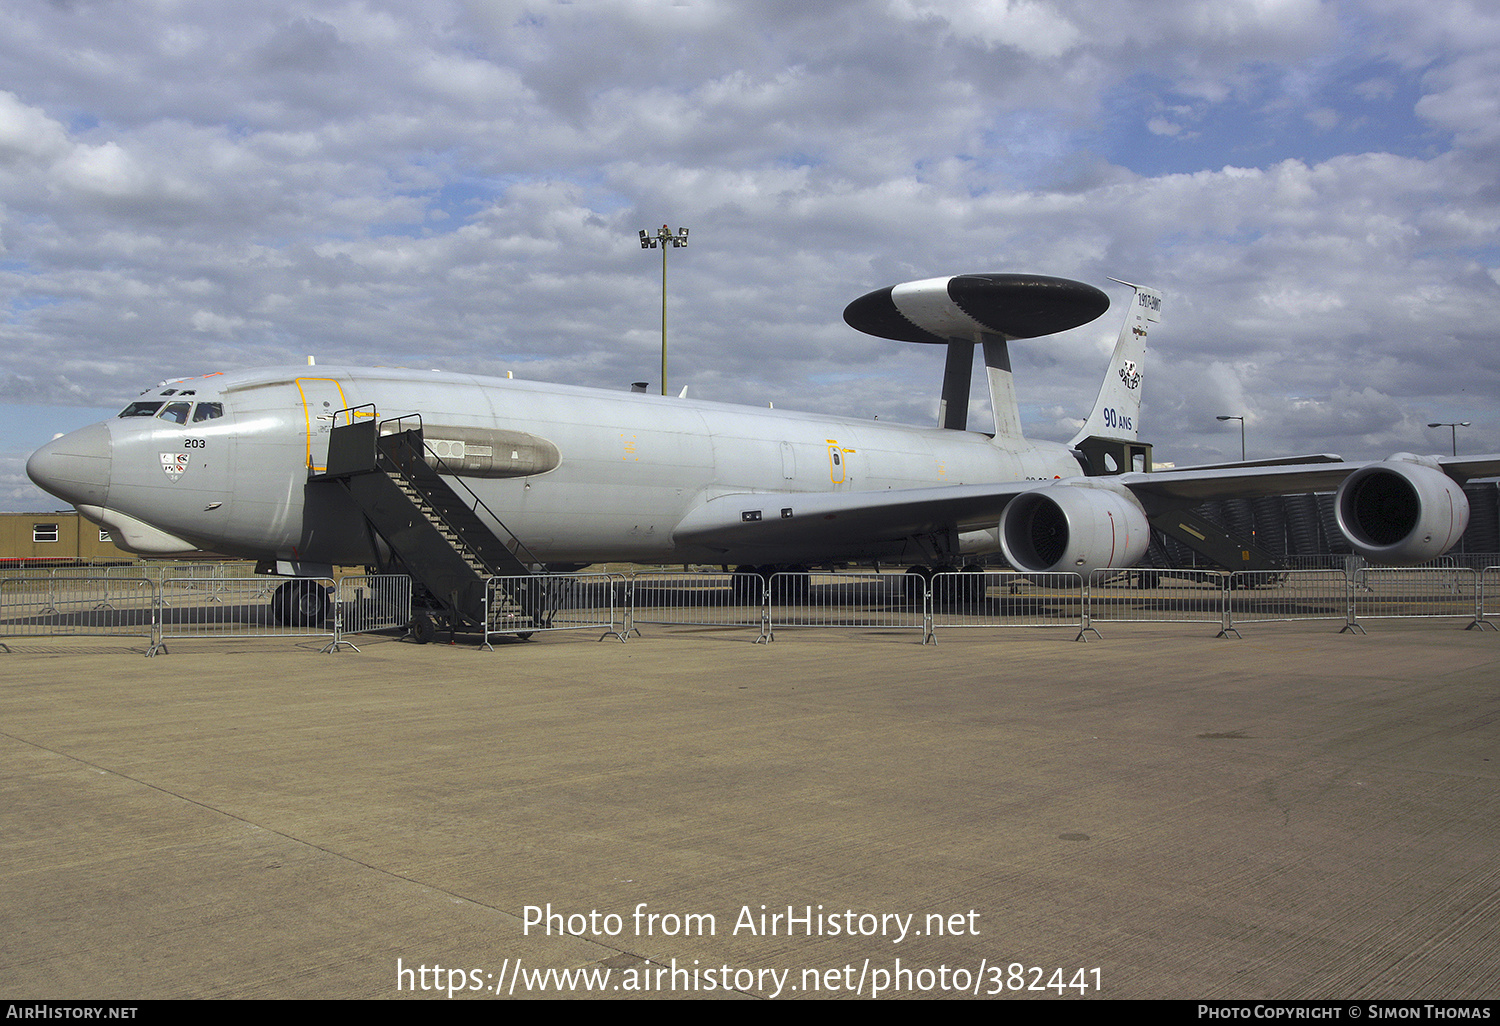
left=638, top=224, right=690, bottom=396
left=1427, top=421, right=1470, bottom=457
left=1216, top=415, right=1246, bottom=461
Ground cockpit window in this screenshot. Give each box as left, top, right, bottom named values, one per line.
left=119, top=397, right=221, bottom=420
left=158, top=402, right=192, bottom=424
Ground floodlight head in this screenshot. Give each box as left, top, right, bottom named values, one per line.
left=639, top=229, right=651, bottom=249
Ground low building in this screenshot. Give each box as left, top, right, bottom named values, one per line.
left=0, top=511, right=136, bottom=567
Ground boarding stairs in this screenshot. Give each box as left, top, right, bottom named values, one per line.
left=1076, top=435, right=1283, bottom=574
left=318, top=411, right=552, bottom=635
left=1148, top=507, right=1286, bottom=574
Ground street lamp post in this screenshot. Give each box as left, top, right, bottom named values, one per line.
left=1216, top=415, right=1246, bottom=461
left=1427, top=421, right=1470, bottom=457
left=639, top=224, right=690, bottom=396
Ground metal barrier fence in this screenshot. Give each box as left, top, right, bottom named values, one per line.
left=929, top=570, right=1086, bottom=641
left=147, top=562, right=273, bottom=607
left=1448, top=553, right=1500, bottom=573
left=152, top=576, right=338, bottom=654
left=333, top=575, right=414, bottom=650
left=1087, top=569, right=1227, bottom=635
left=627, top=571, right=768, bottom=637
left=5, top=565, right=1500, bottom=652
left=764, top=572, right=925, bottom=641
left=483, top=574, right=626, bottom=648
left=1, top=573, right=412, bottom=654
left=1480, top=567, right=1500, bottom=630
left=0, top=574, right=157, bottom=649
left=1226, top=570, right=1356, bottom=636
left=1353, top=567, right=1482, bottom=627
left=1280, top=554, right=1363, bottom=573
left=0, top=561, right=267, bottom=588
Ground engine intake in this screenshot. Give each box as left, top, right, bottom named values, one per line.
left=999, top=481, right=1150, bottom=574
left=1335, top=456, right=1468, bottom=564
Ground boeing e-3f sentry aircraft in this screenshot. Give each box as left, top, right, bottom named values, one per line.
left=25, top=272, right=1498, bottom=621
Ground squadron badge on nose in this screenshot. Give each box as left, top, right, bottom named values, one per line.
left=161, top=453, right=189, bottom=481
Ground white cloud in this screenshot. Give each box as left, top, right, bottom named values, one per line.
left=0, top=91, right=70, bottom=162
left=888, top=0, right=1083, bottom=58
left=0, top=0, right=1498, bottom=513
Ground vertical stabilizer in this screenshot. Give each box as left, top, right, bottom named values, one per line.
left=1068, top=279, right=1160, bottom=446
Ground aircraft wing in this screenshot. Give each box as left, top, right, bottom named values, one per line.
left=1120, top=453, right=1500, bottom=512
left=1162, top=453, right=1343, bottom=473
left=671, top=479, right=1044, bottom=557
left=1438, top=454, right=1500, bottom=482
left=671, top=452, right=1500, bottom=568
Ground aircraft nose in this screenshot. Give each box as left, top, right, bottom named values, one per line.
left=27, top=423, right=113, bottom=507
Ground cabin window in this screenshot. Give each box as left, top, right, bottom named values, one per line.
left=192, top=402, right=223, bottom=422
left=158, top=402, right=192, bottom=424
left=33, top=523, right=59, bottom=543
left=119, top=401, right=164, bottom=418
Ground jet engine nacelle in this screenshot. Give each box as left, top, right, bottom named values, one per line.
left=999, top=480, right=1150, bottom=574
left=1335, top=455, right=1469, bottom=564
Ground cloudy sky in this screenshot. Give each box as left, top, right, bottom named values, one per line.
left=3, top=0, right=1498, bottom=510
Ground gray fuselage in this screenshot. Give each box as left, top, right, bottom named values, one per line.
left=30, top=365, right=1085, bottom=568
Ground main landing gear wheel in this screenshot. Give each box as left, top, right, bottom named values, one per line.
left=956, top=563, right=985, bottom=603
left=271, top=580, right=331, bottom=626
left=927, top=564, right=973, bottom=610
left=730, top=566, right=764, bottom=604
left=769, top=564, right=811, bottom=602
left=903, top=565, right=930, bottom=602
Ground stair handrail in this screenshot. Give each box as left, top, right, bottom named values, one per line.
left=376, top=415, right=547, bottom=572
left=333, top=403, right=379, bottom=428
